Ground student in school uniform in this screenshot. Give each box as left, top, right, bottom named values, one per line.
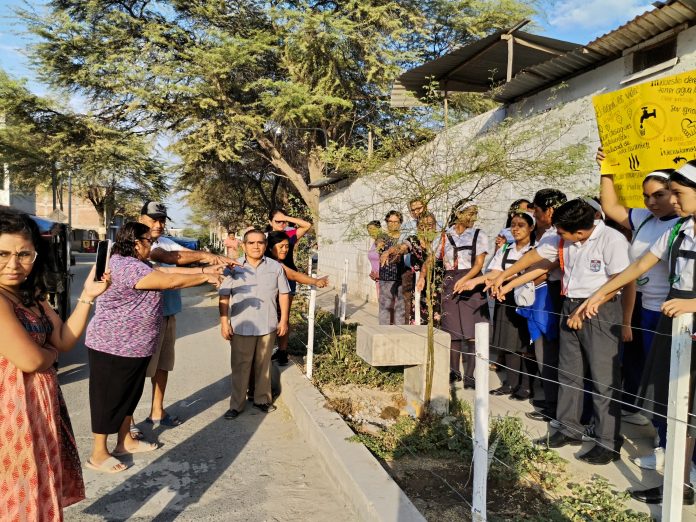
left=434, top=201, right=489, bottom=385
left=488, top=198, right=631, bottom=465
left=598, top=147, right=680, bottom=469
left=491, top=188, right=567, bottom=422
left=578, top=160, right=696, bottom=504
left=458, top=210, right=536, bottom=398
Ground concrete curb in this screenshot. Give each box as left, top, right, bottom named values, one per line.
left=278, top=363, right=426, bottom=522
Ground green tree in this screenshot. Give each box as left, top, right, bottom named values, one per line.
left=19, top=0, right=538, bottom=220
left=0, top=69, right=166, bottom=231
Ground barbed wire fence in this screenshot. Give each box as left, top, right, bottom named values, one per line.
left=296, top=265, right=696, bottom=521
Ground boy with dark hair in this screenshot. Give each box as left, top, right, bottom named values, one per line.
left=489, top=198, right=631, bottom=464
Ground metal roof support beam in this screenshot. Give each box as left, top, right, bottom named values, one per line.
left=504, top=34, right=514, bottom=82
left=512, top=37, right=568, bottom=56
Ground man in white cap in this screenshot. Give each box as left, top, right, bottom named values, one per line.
left=137, top=201, right=236, bottom=430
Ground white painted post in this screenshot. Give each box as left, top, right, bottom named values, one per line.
left=472, top=322, right=489, bottom=522
left=662, top=313, right=693, bottom=522
left=414, top=271, right=421, bottom=325
left=340, top=258, right=348, bottom=322
left=306, top=271, right=317, bottom=380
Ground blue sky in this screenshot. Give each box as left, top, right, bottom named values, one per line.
left=0, top=0, right=655, bottom=226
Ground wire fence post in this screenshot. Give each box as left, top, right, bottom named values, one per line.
left=663, top=312, right=693, bottom=522
left=306, top=271, right=317, bottom=380
left=339, top=258, right=348, bottom=322
left=414, top=271, right=421, bottom=325
left=472, top=322, right=489, bottom=522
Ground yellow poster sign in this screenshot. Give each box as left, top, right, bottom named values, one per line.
left=592, top=69, right=696, bottom=207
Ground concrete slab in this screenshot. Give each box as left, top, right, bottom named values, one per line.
left=356, top=325, right=450, bottom=415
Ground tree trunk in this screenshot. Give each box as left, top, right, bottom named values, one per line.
left=256, top=135, right=320, bottom=220
left=51, top=163, right=58, bottom=211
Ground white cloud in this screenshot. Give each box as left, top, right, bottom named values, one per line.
left=549, top=0, right=653, bottom=31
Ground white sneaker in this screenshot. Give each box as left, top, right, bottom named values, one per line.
left=632, top=447, right=665, bottom=471
left=621, top=410, right=651, bottom=426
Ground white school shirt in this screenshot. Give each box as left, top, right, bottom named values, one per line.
left=486, top=241, right=533, bottom=272
left=535, top=221, right=631, bottom=298
left=650, top=217, right=696, bottom=292
left=628, top=208, right=680, bottom=311
left=535, top=226, right=561, bottom=282
left=433, top=226, right=489, bottom=271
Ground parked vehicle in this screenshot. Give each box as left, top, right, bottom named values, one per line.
left=164, top=235, right=200, bottom=250
left=30, top=215, right=73, bottom=321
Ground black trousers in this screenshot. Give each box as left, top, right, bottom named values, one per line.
left=556, top=298, right=623, bottom=448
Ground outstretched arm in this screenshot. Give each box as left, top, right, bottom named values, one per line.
left=597, top=147, right=630, bottom=229
left=485, top=249, right=545, bottom=294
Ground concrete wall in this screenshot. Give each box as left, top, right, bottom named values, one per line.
left=317, top=25, right=696, bottom=304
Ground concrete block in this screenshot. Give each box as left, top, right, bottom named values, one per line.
left=357, top=325, right=450, bottom=416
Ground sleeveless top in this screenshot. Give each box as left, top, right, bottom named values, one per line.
left=0, top=297, right=86, bottom=519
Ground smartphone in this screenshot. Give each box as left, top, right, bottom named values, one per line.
left=94, top=240, right=113, bottom=281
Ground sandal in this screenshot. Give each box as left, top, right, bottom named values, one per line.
left=112, top=440, right=159, bottom=457
left=129, top=424, right=144, bottom=440
left=145, top=412, right=183, bottom=427
left=85, top=456, right=128, bottom=474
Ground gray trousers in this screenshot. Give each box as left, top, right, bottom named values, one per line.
left=557, top=298, right=622, bottom=448
left=229, top=333, right=275, bottom=412
left=378, top=279, right=406, bottom=325
left=534, top=335, right=559, bottom=415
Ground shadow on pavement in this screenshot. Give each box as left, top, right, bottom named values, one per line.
left=79, top=375, right=265, bottom=520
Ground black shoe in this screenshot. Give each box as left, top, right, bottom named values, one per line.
left=526, top=410, right=554, bottom=422
left=533, top=431, right=582, bottom=449
left=224, top=409, right=239, bottom=420
left=576, top=444, right=620, bottom=465
left=490, top=386, right=512, bottom=396
left=510, top=390, right=531, bottom=401
left=253, top=403, right=277, bottom=413
left=449, top=370, right=462, bottom=384
left=274, top=350, right=289, bottom=366
left=629, top=484, right=695, bottom=505
left=463, top=378, right=475, bottom=390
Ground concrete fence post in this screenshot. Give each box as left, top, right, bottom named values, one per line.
left=414, top=271, right=421, bottom=325
left=472, top=322, right=489, bottom=522
left=340, top=258, right=348, bottom=322
left=306, top=271, right=317, bottom=380
left=663, top=313, right=693, bottom=522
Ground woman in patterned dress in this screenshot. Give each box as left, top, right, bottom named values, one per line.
left=0, top=208, right=111, bottom=521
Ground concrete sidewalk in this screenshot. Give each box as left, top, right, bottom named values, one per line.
left=59, top=260, right=357, bottom=521
left=315, top=288, right=696, bottom=520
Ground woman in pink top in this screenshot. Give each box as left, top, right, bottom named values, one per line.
left=85, top=222, right=224, bottom=473
left=367, top=220, right=383, bottom=295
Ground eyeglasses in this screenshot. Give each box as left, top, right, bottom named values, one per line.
left=272, top=220, right=287, bottom=225
left=137, top=237, right=153, bottom=244
left=0, top=250, right=38, bottom=267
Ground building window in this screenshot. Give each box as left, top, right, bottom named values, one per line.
left=632, top=38, right=677, bottom=74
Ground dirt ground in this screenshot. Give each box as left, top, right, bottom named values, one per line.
left=318, top=382, right=564, bottom=522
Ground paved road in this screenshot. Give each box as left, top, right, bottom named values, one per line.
left=61, top=255, right=355, bottom=521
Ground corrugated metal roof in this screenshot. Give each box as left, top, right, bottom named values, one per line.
left=391, top=27, right=579, bottom=107
left=494, top=0, right=696, bottom=102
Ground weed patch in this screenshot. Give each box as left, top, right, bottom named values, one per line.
left=288, top=299, right=403, bottom=390
left=557, top=477, right=653, bottom=522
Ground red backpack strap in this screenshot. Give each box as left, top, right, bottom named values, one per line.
left=558, top=238, right=566, bottom=295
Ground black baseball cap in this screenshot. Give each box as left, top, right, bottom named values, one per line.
left=140, top=201, right=169, bottom=220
